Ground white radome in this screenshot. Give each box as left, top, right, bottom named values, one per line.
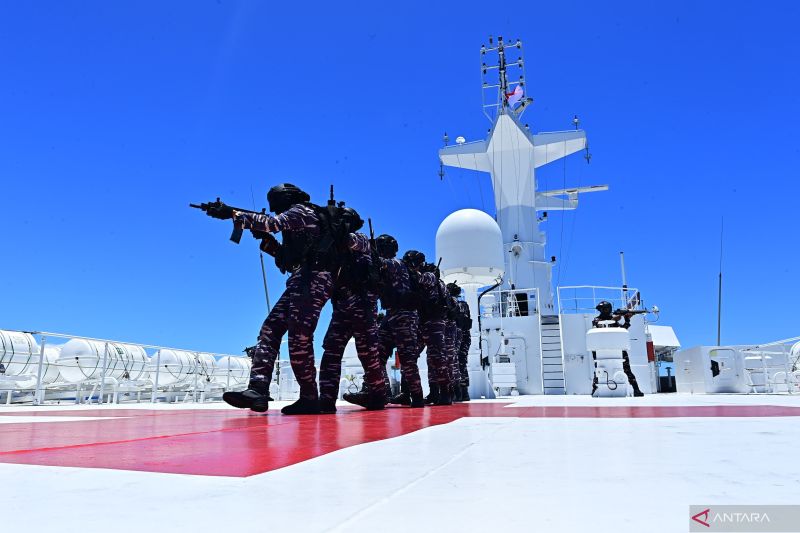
left=436, top=208, right=504, bottom=286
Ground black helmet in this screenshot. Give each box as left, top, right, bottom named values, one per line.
left=267, top=183, right=310, bottom=214
left=402, top=250, right=426, bottom=270
left=595, top=301, right=613, bottom=315
left=375, top=234, right=398, bottom=259
left=340, top=207, right=364, bottom=232
left=446, top=282, right=461, bottom=297
left=419, top=262, right=437, bottom=273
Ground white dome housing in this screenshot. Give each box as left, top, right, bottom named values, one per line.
left=435, top=209, right=505, bottom=286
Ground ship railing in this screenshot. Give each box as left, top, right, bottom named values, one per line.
left=740, top=336, right=800, bottom=394
left=0, top=329, right=251, bottom=406
left=556, top=285, right=642, bottom=315
left=480, top=288, right=540, bottom=318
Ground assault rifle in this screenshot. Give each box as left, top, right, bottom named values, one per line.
left=189, top=198, right=266, bottom=244
left=612, top=308, right=648, bottom=317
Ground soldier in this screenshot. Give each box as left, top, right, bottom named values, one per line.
left=455, top=297, right=472, bottom=401
left=591, top=300, right=644, bottom=397
left=405, top=252, right=451, bottom=406
left=445, top=282, right=463, bottom=402
left=348, top=234, right=425, bottom=408
left=317, top=208, right=387, bottom=413
left=218, top=183, right=332, bottom=415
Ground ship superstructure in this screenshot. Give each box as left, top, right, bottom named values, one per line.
left=436, top=36, right=677, bottom=398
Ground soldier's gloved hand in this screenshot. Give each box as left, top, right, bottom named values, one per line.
left=206, top=203, right=235, bottom=220
left=250, top=228, right=270, bottom=240
left=259, top=233, right=281, bottom=256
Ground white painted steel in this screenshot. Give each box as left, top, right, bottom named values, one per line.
left=586, top=328, right=631, bottom=355
left=586, top=327, right=630, bottom=397
left=435, top=208, right=505, bottom=286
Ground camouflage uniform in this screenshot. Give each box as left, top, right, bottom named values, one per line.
left=377, top=257, right=422, bottom=397
left=416, top=273, right=449, bottom=387
left=457, top=300, right=472, bottom=386
left=318, top=232, right=385, bottom=401
left=444, top=315, right=460, bottom=387
left=234, top=204, right=332, bottom=400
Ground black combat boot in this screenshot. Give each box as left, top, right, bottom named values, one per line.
left=343, top=391, right=386, bottom=410
left=319, top=397, right=337, bottom=414
left=633, top=390, right=645, bottom=397
left=434, top=386, right=452, bottom=406
left=281, top=397, right=320, bottom=415
left=223, top=384, right=269, bottom=413
left=389, top=392, right=411, bottom=405
left=424, top=384, right=440, bottom=405
left=452, top=384, right=463, bottom=402
left=460, top=385, right=470, bottom=401
left=410, top=392, right=425, bottom=408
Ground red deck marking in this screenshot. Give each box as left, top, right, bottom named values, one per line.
left=1, top=404, right=799, bottom=477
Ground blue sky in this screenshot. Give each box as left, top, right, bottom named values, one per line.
left=1, top=1, right=798, bottom=357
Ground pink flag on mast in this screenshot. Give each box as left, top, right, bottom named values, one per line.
left=507, top=84, right=524, bottom=107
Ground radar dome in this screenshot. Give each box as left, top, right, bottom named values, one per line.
left=436, top=209, right=504, bottom=285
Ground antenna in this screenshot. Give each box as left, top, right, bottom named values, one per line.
left=620, top=251, right=628, bottom=302
left=480, top=34, right=529, bottom=122
left=717, top=217, right=724, bottom=345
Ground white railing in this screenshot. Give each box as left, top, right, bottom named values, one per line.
left=557, top=285, right=642, bottom=315
left=0, top=329, right=252, bottom=406
left=740, top=336, right=800, bottom=394
left=480, top=288, right=540, bottom=318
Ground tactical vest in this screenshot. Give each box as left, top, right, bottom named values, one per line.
left=377, top=260, right=413, bottom=311
left=272, top=202, right=351, bottom=275
left=412, top=274, right=447, bottom=321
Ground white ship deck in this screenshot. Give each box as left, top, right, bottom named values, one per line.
left=2, top=394, right=799, bottom=532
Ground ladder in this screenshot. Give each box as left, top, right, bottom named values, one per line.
left=540, top=315, right=566, bottom=394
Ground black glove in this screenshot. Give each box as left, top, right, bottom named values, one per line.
left=206, top=203, right=235, bottom=220
left=259, top=233, right=281, bottom=256
left=250, top=228, right=270, bottom=240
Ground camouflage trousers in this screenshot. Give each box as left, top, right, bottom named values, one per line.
left=444, top=320, right=461, bottom=387
left=458, top=328, right=471, bottom=386
left=318, top=296, right=385, bottom=401
left=249, top=271, right=332, bottom=399
left=378, top=310, right=421, bottom=396
left=419, top=318, right=448, bottom=386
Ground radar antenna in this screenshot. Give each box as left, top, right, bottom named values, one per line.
left=481, top=36, right=532, bottom=122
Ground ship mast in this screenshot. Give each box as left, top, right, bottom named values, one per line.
left=440, top=36, right=607, bottom=313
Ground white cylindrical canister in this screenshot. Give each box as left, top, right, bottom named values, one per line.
left=0, top=330, right=40, bottom=377
left=57, top=339, right=129, bottom=383
left=216, top=356, right=250, bottom=386
left=148, top=349, right=197, bottom=386
left=196, top=353, right=218, bottom=383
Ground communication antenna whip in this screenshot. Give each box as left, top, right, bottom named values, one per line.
left=251, top=185, right=271, bottom=312
left=717, top=217, right=724, bottom=345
